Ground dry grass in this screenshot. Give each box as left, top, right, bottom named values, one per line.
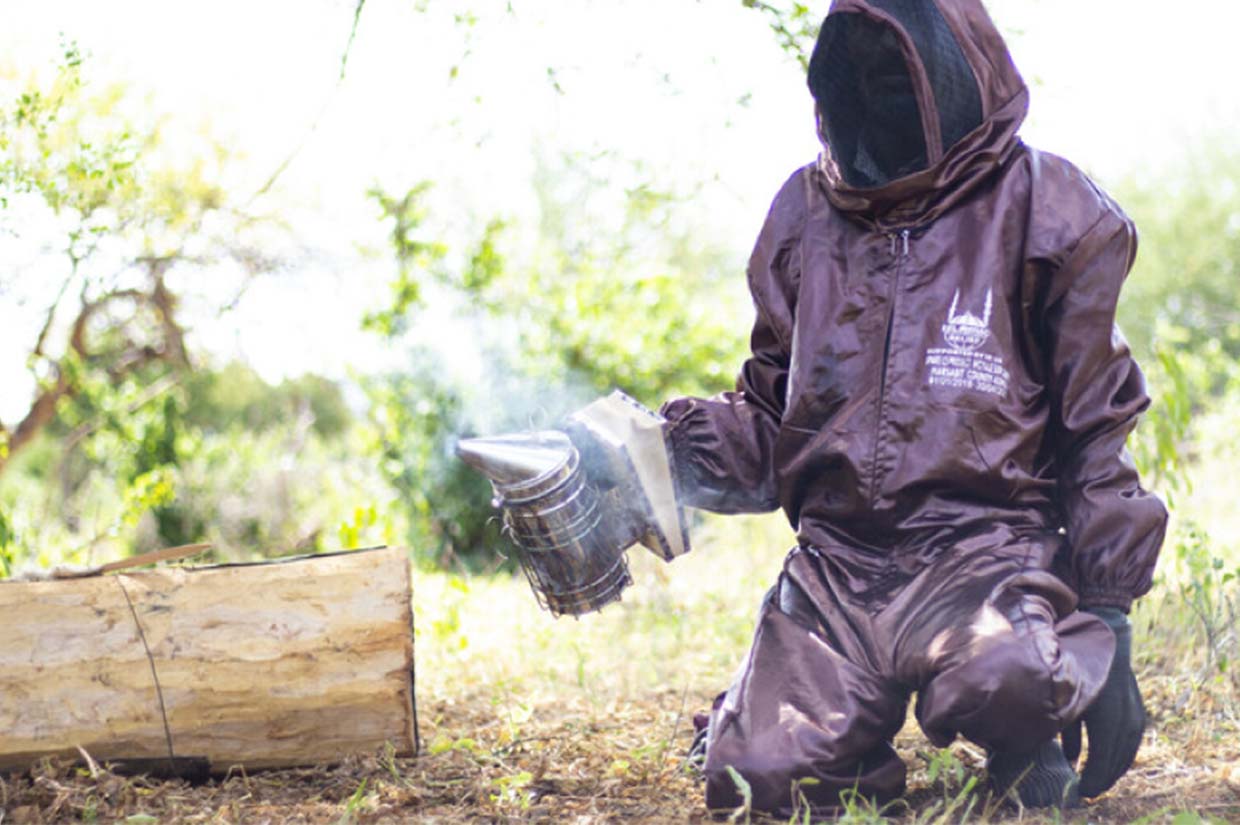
left=3, top=514, right=1238, bottom=823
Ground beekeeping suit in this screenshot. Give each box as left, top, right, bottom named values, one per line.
left=660, top=0, right=1166, bottom=813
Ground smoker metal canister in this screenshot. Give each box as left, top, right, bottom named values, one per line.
left=457, top=431, right=632, bottom=617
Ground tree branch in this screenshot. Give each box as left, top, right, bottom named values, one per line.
left=740, top=0, right=816, bottom=69
left=1, top=372, right=72, bottom=474
left=246, top=0, right=367, bottom=205
left=141, top=257, right=190, bottom=367
left=0, top=276, right=190, bottom=477
left=33, top=275, right=78, bottom=359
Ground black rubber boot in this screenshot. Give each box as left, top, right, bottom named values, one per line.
left=987, top=740, right=1081, bottom=808
left=686, top=724, right=708, bottom=775
left=685, top=710, right=711, bottom=778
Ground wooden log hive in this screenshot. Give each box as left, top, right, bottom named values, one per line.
left=0, top=546, right=416, bottom=774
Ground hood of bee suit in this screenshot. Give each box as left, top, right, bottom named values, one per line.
left=807, top=0, right=1028, bottom=226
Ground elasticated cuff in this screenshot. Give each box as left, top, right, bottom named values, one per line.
left=1077, top=588, right=1133, bottom=614
left=659, top=407, right=697, bottom=507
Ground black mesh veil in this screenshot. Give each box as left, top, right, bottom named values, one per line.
left=809, top=15, right=927, bottom=188
left=808, top=1, right=983, bottom=188
left=870, top=0, right=983, bottom=151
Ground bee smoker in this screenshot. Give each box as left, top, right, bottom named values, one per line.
left=456, top=391, right=690, bottom=618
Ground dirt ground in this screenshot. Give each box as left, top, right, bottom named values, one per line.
left=4, top=522, right=1239, bottom=824
left=3, top=675, right=1237, bottom=824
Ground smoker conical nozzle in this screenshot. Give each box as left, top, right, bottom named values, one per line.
left=454, top=431, right=574, bottom=485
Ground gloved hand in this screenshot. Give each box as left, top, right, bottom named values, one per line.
left=1061, top=606, right=1146, bottom=798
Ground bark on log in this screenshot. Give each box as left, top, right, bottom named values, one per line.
left=0, top=547, right=416, bottom=774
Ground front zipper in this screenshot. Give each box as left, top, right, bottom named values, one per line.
left=867, top=228, right=911, bottom=507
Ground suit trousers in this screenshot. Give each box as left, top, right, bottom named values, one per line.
left=701, top=532, right=1115, bottom=815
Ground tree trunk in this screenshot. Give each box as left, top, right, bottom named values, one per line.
left=0, top=547, right=416, bottom=774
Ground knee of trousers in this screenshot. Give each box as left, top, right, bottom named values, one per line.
left=702, top=603, right=907, bottom=814
left=916, top=600, right=1115, bottom=751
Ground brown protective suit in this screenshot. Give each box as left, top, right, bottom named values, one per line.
left=660, top=0, right=1168, bottom=814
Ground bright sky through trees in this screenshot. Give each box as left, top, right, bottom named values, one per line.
left=2, top=0, right=1237, bottom=424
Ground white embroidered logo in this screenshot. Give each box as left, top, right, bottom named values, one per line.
left=942, top=289, right=992, bottom=351
left=925, top=288, right=1010, bottom=397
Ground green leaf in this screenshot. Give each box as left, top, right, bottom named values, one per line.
left=724, top=765, right=753, bottom=824
left=1170, top=812, right=1206, bottom=825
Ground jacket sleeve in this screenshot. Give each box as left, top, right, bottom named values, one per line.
left=1045, top=209, right=1169, bottom=612
left=658, top=172, right=805, bottom=514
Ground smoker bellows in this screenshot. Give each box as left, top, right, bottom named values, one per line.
left=456, top=390, right=690, bottom=617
